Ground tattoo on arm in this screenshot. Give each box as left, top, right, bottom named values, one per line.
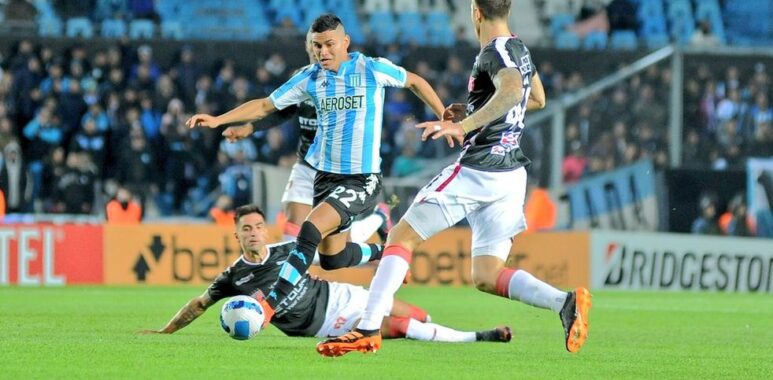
left=461, top=68, right=523, bottom=133
left=162, top=295, right=214, bottom=333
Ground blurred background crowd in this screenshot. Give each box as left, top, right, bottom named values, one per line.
left=0, top=0, right=769, bottom=237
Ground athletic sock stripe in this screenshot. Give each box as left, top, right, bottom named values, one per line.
left=496, top=268, right=517, bottom=298
left=383, top=244, right=413, bottom=264
left=358, top=243, right=372, bottom=264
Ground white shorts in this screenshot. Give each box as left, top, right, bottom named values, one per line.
left=314, top=282, right=392, bottom=338
left=280, top=161, right=317, bottom=206
left=403, top=164, right=528, bottom=261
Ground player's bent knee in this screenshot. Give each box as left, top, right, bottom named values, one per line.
left=385, top=220, right=424, bottom=251
left=472, top=274, right=497, bottom=294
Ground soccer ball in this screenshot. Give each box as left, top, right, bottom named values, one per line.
left=219, top=295, right=265, bottom=340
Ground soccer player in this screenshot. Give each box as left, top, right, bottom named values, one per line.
left=187, top=14, right=446, bottom=324
left=141, top=204, right=511, bottom=345
left=223, top=31, right=393, bottom=246
left=318, top=0, right=592, bottom=357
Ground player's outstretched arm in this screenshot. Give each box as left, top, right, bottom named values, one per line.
left=405, top=72, right=445, bottom=119
left=140, top=291, right=215, bottom=334
left=416, top=67, right=523, bottom=146
left=526, top=71, right=546, bottom=111
left=186, top=98, right=278, bottom=130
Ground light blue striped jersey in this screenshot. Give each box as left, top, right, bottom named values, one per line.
left=269, top=52, right=407, bottom=174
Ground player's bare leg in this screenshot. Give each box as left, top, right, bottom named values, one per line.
left=287, top=199, right=396, bottom=244
left=317, top=220, right=424, bottom=356
left=389, top=299, right=430, bottom=322
left=473, top=255, right=592, bottom=353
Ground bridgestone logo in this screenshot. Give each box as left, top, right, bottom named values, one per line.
left=604, top=245, right=773, bottom=292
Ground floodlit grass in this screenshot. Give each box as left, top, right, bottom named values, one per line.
left=1, top=286, right=771, bottom=379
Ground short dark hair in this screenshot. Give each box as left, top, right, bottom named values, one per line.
left=233, top=204, right=266, bottom=225
left=474, top=0, right=511, bottom=20
left=310, top=13, right=343, bottom=33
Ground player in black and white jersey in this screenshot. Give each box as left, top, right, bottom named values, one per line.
left=141, top=204, right=510, bottom=344
left=319, top=0, right=592, bottom=357
left=223, top=31, right=393, bottom=249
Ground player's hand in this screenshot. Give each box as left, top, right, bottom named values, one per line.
left=443, top=103, right=467, bottom=122
left=416, top=120, right=465, bottom=148
left=186, top=114, right=219, bottom=129
left=222, top=124, right=254, bottom=142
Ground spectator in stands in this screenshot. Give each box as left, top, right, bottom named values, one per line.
left=40, top=147, right=66, bottom=212
left=391, top=119, right=426, bottom=178
left=263, top=53, right=287, bottom=78
left=749, top=93, right=771, bottom=138
left=128, top=63, right=155, bottom=93
left=690, top=20, right=722, bottom=47
left=0, top=117, right=16, bottom=150
left=52, top=152, right=96, bottom=214
left=153, top=74, right=177, bottom=109
left=160, top=98, right=195, bottom=213
left=255, top=128, right=285, bottom=165
left=209, top=194, right=235, bottom=227
left=5, top=0, right=38, bottom=24
left=0, top=140, right=31, bottom=212
left=524, top=184, right=557, bottom=233
left=726, top=195, right=756, bottom=237
left=606, top=0, right=637, bottom=32
left=748, top=120, right=772, bottom=157
left=272, top=17, right=302, bottom=40
left=106, top=186, right=142, bottom=224
left=691, top=193, right=721, bottom=235
left=131, top=44, right=161, bottom=81
left=172, top=45, right=200, bottom=108
left=219, top=150, right=252, bottom=209
left=23, top=106, right=63, bottom=199
left=58, top=79, right=88, bottom=135
left=384, top=90, right=413, bottom=134
left=69, top=116, right=107, bottom=175
left=115, top=128, right=156, bottom=207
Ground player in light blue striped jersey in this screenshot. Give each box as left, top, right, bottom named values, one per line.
left=187, top=14, right=446, bottom=325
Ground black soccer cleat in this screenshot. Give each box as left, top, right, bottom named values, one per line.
left=476, top=326, right=513, bottom=343
left=559, top=288, right=592, bottom=353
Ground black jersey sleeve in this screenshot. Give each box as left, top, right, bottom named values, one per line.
left=207, top=269, right=238, bottom=302
left=252, top=104, right=299, bottom=130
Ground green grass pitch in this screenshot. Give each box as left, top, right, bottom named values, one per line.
left=1, top=286, right=771, bottom=379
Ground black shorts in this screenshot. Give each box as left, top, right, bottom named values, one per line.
left=313, top=171, right=382, bottom=232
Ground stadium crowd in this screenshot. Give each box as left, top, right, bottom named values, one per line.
left=0, top=37, right=769, bottom=219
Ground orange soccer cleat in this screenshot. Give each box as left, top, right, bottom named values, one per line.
left=559, top=287, right=592, bottom=353
left=316, top=330, right=382, bottom=357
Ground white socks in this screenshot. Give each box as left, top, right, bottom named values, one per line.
left=357, top=254, right=410, bottom=331
left=507, top=270, right=567, bottom=313
left=406, top=319, right=477, bottom=343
